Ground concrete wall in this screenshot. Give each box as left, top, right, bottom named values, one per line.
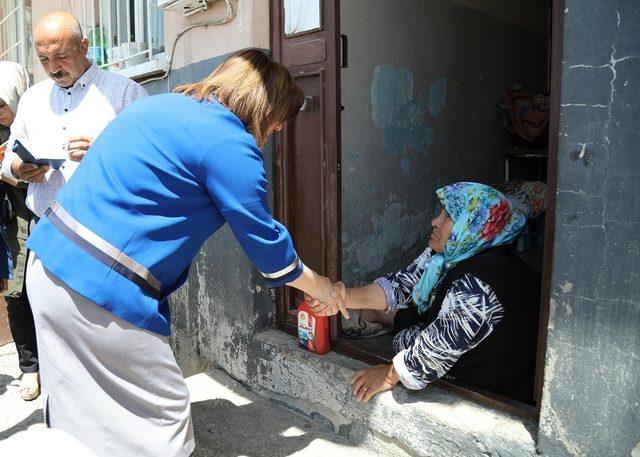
left=538, top=1, right=640, bottom=456
left=340, top=0, right=549, bottom=283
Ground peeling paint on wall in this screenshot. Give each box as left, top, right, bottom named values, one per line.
left=371, top=65, right=437, bottom=159
left=400, top=157, right=412, bottom=175
left=342, top=202, right=428, bottom=281
left=559, top=281, right=573, bottom=293
left=425, top=124, right=435, bottom=146
left=539, top=346, right=586, bottom=457
left=371, top=65, right=414, bottom=129
left=428, top=77, right=447, bottom=116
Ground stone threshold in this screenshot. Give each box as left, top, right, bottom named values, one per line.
left=244, top=330, right=539, bottom=456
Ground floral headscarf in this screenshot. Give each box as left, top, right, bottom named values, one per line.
left=412, top=182, right=527, bottom=313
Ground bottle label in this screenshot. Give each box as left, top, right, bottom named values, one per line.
left=298, top=310, right=317, bottom=351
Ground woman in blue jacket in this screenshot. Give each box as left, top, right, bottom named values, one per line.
left=25, top=49, right=345, bottom=457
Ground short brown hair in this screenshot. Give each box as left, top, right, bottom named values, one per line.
left=175, top=49, right=303, bottom=147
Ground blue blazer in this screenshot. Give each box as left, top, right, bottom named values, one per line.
left=28, top=93, right=302, bottom=335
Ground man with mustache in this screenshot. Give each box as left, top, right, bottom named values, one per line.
left=0, top=11, right=146, bottom=400
left=2, top=11, right=147, bottom=217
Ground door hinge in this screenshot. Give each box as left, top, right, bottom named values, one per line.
left=340, top=34, right=348, bottom=68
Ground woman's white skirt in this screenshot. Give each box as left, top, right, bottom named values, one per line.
left=26, top=254, right=194, bottom=457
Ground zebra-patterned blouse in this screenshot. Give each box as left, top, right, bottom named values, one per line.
left=375, top=248, right=506, bottom=390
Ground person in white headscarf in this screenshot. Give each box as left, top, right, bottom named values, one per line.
left=0, top=61, right=29, bottom=143
left=0, top=61, right=39, bottom=401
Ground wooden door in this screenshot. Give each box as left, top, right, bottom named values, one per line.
left=270, top=0, right=341, bottom=335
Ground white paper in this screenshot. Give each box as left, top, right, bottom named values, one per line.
left=21, top=137, right=68, bottom=160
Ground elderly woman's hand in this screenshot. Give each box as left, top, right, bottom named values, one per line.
left=305, top=280, right=348, bottom=318
left=350, top=364, right=399, bottom=402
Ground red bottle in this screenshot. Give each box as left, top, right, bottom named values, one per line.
left=297, top=301, right=330, bottom=355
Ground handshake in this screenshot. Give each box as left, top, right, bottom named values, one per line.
left=304, top=280, right=350, bottom=319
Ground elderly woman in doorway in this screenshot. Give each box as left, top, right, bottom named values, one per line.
left=310, top=182, right=540, bottom=404
left=25, top=49, right=346, bottom=457
left=0, top=61, right=39, bottom=401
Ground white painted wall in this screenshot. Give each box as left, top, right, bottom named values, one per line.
left=163, top=0, right=269, bottom=71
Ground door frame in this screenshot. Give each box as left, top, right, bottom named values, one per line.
left=533, top=0, right=563, bottom=418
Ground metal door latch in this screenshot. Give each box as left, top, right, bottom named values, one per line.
left=300, top=96, right=314, bottom=112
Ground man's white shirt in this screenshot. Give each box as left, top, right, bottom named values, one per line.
left=1, top=62, right=147, bottom=217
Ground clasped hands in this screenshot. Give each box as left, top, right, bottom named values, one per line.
left=304, top=280, right=349, bottom=318
left=11, top=134, right=92, bottom=183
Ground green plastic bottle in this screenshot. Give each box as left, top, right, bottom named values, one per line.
left=87, top=25, right=108, bottom=66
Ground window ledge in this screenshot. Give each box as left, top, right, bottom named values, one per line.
left=250, top=330, right=539, bottom=456
left=105, top=53, right=169, bottom=81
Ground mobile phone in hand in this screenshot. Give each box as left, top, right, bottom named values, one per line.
left=12, top=139, right=65, bottom=169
